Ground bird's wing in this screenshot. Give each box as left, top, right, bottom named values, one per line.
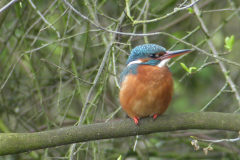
left=119, top=64, right=138, bottom=85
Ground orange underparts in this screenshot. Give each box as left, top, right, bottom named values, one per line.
left=120, top=65, right=174, bottom=126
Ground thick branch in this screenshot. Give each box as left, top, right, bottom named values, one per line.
left=0, top=112, right=240, bottom=155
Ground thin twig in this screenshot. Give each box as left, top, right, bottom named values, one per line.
left=0, top=0, right=19, bottom=13
left=28, top=0, right=60, bottom=38
left=192, top=0, right=240, bottom=109
left=200, top=82, right=229, bottom=111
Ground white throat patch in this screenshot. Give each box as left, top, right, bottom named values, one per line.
left=127, top=60, right=142, bottom=67
left=157, top=58, right=171, bottom=68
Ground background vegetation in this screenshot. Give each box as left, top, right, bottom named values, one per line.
left=1, top=0, right=240, bottom=159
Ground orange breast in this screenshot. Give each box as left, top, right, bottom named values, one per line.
left=119, top=65, right=173, bottom=119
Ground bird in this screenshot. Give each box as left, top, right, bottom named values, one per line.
left=119, top=44, right=193, bottom=125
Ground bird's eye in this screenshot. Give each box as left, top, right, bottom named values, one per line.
left=149, top=54, right=156, bottom=58
left=149, top=52, right=165, bottom=58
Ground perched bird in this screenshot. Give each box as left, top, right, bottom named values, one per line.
left=119, top=44, right=193, bottom=125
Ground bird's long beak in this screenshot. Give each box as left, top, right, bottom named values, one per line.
left=158, top=49, right=193, bottom=60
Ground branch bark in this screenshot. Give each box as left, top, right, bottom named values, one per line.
left=0, top=112, right=240, bottom=155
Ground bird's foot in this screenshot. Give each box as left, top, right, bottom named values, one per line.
left=150, top=114, right=158, bottom=122
left=153, top=114, right=158, bottom=120
left=133, top=117, right=139, bottom=125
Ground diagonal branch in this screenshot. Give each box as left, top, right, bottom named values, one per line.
left=0, top=0, right=18, bottom=27
left=0, top=112, right=240, bottom=155
left=192, top=1, right=240, bottom=110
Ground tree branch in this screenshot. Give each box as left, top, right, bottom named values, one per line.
left=0, top=0, right=18, bottom=27
left=0, top=112, right=240, bottom=155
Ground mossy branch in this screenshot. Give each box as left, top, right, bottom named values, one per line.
left=0, top=112, right=240, bottom=155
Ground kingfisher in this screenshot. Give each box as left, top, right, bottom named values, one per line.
left=119, top=44, right=193, bottom=125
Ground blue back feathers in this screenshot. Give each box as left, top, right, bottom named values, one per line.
left=120, top=44, right=166, bottom=85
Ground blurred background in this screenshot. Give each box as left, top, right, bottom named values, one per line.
left=0, top=0, right=240, bottom=159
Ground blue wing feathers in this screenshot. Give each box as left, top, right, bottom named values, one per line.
left=119, top=64, right=138, bottom=85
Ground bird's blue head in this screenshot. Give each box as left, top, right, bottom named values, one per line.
left=126, top=44, right=193, bottom=67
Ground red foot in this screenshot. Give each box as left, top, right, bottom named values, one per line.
left=133, top=117, right=139, bottom=125
left=153, top=114, right=158, bottom=120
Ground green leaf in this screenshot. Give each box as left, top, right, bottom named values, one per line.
left=188, top=8, right=193, bottom=13
left=189, top=67, right=197, bottom=74
left=190, top=136, right=198, bottom=139
left=117, top=155, right=122, bottom=160
left=180, top=63, right=190, bottom=73
left=224, top=35, right=234, bottom=51
left=19, top=2, right=22, bottom=8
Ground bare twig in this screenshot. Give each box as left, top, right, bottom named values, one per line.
left=192, top=0, right=240, bottom=109
left=0, top=0, right=18, bottom=13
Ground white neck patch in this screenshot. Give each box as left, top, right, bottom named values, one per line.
left=127, top=60, right=142, bottom=67
left=157, top=58, right=171, bottom=68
